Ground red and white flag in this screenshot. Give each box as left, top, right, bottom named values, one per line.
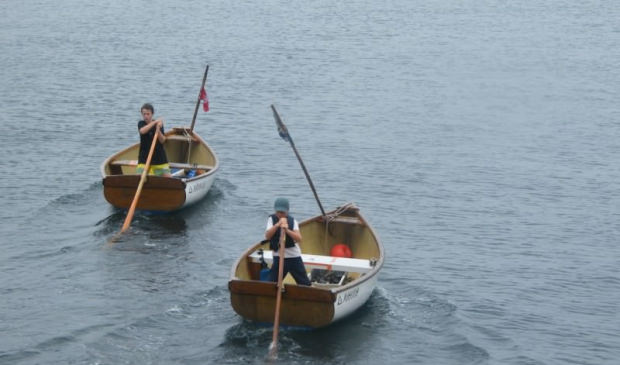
left=199, top=87, right=209, bottom=112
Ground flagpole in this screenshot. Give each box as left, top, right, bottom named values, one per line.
left=190, top=64, right=209, bottom=133
left=271, top=104, right=326, bottom=217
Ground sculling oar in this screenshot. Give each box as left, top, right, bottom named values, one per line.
left=120, top=128, right=158, bottom=233
left=268, top=225, right=288, bottom=359
left=271, top=104, right=326, bottom=217
left=186, top=64, right=210, bottom=163
left=107, top=129, right=159, bottom=244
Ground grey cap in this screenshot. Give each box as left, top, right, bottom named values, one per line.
left=274, top=197, right=289, bottom=212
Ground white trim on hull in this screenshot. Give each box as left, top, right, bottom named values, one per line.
left=229, top=204, right=384, bottom=329
left=332, top=273, right=378, bottom=322
left=182, top=172, right=216, bottom=208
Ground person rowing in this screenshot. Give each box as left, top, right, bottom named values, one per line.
left=136, top=103, right=171, bottom=177
left=264, top=197, right=311, bottom=286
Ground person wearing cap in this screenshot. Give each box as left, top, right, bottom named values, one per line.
left=264, top=197, right=311, bottom=286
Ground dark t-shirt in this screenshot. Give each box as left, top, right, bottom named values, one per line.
left=138, top=120, right=168, bottom=165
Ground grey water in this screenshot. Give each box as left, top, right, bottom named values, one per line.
left=1, top=0, right=619, bottom=364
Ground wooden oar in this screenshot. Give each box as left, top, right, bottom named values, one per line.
left=120, top=129, right=159, bottom=233
left=268, top=226, right=288, bottom=359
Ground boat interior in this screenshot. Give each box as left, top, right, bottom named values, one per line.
left=104, top=128, right=216, bottom=178
left=238, top=210, right=380, bottom=289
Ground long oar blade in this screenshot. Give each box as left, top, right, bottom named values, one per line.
left=108, top=129, right=159, bottom=245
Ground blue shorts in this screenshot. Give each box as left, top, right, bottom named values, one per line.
left=268, top=256, right=311, bottom=286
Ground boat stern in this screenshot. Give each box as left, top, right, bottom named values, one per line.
left=102, top=175, right=186, bottom=211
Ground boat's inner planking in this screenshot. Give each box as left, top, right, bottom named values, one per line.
left=248, top=248, right=373, bottom=287
left=109, top=160, right=214, bottom=177
left=248, top=250, right=373, bottom=273
left=106, top=128, right=216, bottom=176
left=242, top=215, right=379, bottom=287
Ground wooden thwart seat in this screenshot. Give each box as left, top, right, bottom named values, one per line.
left=110, top=160, right=214, bottom=171
left=165, top=134, right=199, bottom=142
left=248, top=250, right=372, bottom=273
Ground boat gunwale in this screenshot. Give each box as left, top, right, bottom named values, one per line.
left=228, top=205, right=384, bottom=296
left=100, top=127, right=220, bottom=183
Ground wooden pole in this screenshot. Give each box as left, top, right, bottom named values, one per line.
left=120, top=129, right=159, bottom=233
left=270, top=104, right=326, bottom=217
left=189, top=64, right=209, bottom=133
left=185, top=65, right=209, bottom=163
left=268, top=226, right=288, bottom=359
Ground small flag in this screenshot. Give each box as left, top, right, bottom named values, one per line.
left=199, top=87, right=209, bottom=112
left=277, top=125, right=290, bottom=142
left=271, top=105, right=290, bottom=142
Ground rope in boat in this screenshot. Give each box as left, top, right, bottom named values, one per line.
left=324, top=203, right=356, bottom=223
left=322, top=202, right=356, bottom=249
left=182, top=128, right=193, bottom=164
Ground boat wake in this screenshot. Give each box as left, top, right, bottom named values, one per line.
left=378, top=285, right=491, bottom=364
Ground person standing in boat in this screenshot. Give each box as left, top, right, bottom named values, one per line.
left=137, top=103, right=171, bottom=177
left=264, top=197, right=311, bottom=286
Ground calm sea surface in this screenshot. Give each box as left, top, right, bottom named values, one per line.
left=1, top=1, right=619, bottom=364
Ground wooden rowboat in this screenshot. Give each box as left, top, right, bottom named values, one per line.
left=100, top=127, right=219, bottom=212
left=228, top=203, right=384, bottom=328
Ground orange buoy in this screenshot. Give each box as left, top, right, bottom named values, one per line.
left=330, top=243, right=352, bottom=258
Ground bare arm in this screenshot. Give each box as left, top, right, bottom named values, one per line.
left=285, top=228, right=302, bottom=243
left=157, top=123, right=166, bottom=144
left=139, top=121, right=158, bottom=134
left=154, top=120, right=166, bottom=144
left=139, top=120, right=166, bottom=144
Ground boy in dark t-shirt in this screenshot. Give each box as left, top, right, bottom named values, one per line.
left=137, top=103, right=171, bottom=177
